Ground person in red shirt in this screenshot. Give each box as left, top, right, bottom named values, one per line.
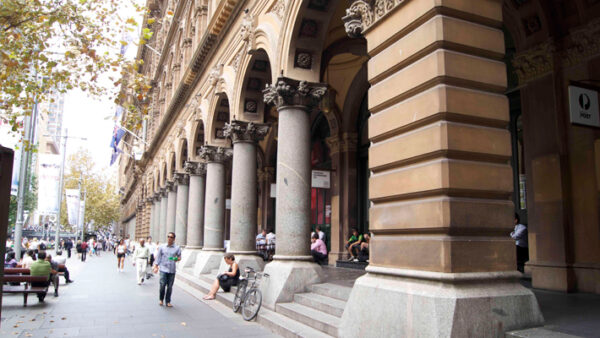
left=310, top=233, right=328, bottom=265
left=80, top=241, right=88, bottom=262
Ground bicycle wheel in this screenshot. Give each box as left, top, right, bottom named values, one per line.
left=232, top=281, right=247, bottom=313
left=241, top=288, right=262, bottom=321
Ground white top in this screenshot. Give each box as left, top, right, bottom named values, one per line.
left=53, top=256, right=67, bottom=265
left=266, top=232, right=276, bottom=244
left=117, top=244, right=127, bottom=254
left=21, top=256, right=34, bottom=269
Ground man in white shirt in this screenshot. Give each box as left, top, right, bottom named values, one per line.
left=510, top=213, right=529, bottom=273
left=52, top=251, right=74, bottom=283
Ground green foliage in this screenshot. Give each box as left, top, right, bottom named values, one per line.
left=8, top=171, right=38, bottom=228
left=0, top=0, right=151, bottom=141
left=59, top=148, right=119, bottom=232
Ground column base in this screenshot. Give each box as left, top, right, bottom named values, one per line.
left=260, top=259, right=323, bottom=310
left=180, top=247, right=202, bottom=269
left=219, top=253, right=265, bottom=274
left=340, top=268, right=544, bottom=337
left=193, top=249, right=225, bottom=276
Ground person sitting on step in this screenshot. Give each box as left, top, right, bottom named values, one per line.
left=311, top=233, right=328, bottom=265
left=345, top=228, right=364, bottom=261
left=203, top=253, right=240, bottom=300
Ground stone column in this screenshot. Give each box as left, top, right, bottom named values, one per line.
left=174, top=173, right=189, bottom=247
left=260, top=76, right=327, bottom=308
left=165, top=181, right=177, bottom=239
left=152, top=193, right=161, bottom=243
left=221, top=120, right=270, bottom=272
left=338, top=1, right=543, bottom=336
left=159, top=188, right=168, bottom=244
left=258, top=167, right=275, bottom=232
left=193, top=146, right=232, bottom=275
left=147, top=197, right=155, bottom=241
left=180, top=161, right=207, bottom=268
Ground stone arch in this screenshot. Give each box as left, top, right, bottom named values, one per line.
left=279, top=0, right=342, bottom=81
left=167, top=152, right=176, bottom=180
left=189, top=119, right=205, bottom=160
left=205, top=92, right=231, bottom=146
left=234, top=49, right=273, bottom=122
left=176, top=138, right=189, bottom=171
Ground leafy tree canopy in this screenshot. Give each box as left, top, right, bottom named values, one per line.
left=0, top=0, right=151, bottom=143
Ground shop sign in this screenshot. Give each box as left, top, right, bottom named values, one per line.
left=569, top=85, right=600, bottom=127
left=311, top=170, right=330, bottom=189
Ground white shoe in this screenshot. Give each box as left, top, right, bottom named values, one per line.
left=137, top=282, right=141, bottom=285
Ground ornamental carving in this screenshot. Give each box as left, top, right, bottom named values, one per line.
left=512, top=41, right=555, bottom=84
left=208, top=64, right=224, bottom=88
left=165, top=180, right=176, bottom=192
left=223, top=120, right=270, bottom=144
left=258, top=166, right=275, bottom=182
left=263, top=75, right=327, bottom=109
left=343, top=0, right=406, bottom=38
left=173, top=172, right=189, bottom=186
left=198, top=145, right=232, bottom=163
left=184, top=161, right=207, bottom=176
left=268, top=0, right=286, bottom=20
left=160, top=187, right=168, bottom=197
left=153, top=192, right=161, bottom=201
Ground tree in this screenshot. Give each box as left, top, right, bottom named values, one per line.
left=8, top=171, right=37, bottom=228
left=0, top=0, right=151, bottom=142
left=60, top=148, right=119, bottom=232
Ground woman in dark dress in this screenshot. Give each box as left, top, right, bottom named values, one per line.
left=203, top=253, right=239, bottom=300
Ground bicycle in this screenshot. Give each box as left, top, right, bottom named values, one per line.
left=232, top=267, right=269, bottom=321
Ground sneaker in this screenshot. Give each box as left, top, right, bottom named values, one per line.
left=347, top=257, right=354, bottom=261
left=353, top=258, right=359, bottom=262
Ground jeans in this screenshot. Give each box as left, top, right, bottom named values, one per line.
left=81, top=250, right=86, bottom=262
left=159, top=271, right=176, bottom=303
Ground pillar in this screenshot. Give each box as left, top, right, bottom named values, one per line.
left=193, top=146, right=232, bottom=275
left=147, top=197, right=155, bottom=241
left=159, top=188, right=168, bottom=243
left=174, top=173, right=189, bottom=247
left=181, top=161, right=206, bottom=268
left=165, top=181, right=177, bottom=239
left=260, top=76, right=327, bottom=308
left=221, top=120, right=270, bottom=272
left=152, top=193, right=160, bottom=243
left=338, top=1, right=543, bottom=336
left=258, top=167, right=275, bottom=232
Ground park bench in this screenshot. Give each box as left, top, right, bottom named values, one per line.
left=2, top=275, right=49, bottom=306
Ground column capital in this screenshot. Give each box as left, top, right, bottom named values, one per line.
left=184, top=160, right=207, bottom=176
left=198, top=145, right=232, bottom=163
left=263, top=75, right=327, bottom=110
left=165, top=180, right=176, bottom=192
left=173, top=172, right=189, bottom=186
left=160, top=187, right=168, bottom=197
left=153, top=192, right=161, bottom=201
left=223, top=120, right=270, bottom=144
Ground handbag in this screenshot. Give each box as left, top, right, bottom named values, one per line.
left=218, top=274, right=229, bottom=282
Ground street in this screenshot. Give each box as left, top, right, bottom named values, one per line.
left=0, top=250, right=278, bottom=338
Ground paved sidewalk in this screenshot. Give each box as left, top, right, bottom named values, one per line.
left=1, top=250, right=278, bottom=338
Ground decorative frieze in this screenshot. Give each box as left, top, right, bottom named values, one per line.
left=198, top=145, right=232, bottom=163
left=223, top=120, right=270, bottom=144
left=263, top=75, right=327, bottom=109
left=184, top=160, right=207, bottom=176
left=343, top=0, right=406, bottom=38
left=512, top=41, right=555, bottom=84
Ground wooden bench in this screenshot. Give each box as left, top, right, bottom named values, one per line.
left=2, top=275, right=49, bottom=306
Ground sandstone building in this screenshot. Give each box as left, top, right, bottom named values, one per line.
left=118, top=0, right=600, bottom=336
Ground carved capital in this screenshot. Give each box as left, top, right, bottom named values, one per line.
left=173, top=172, right=189, bottom=186
left=512, top=41, right=556, bottom=84
left=263, top=76, right=327, bottom=110
left=223, top=120, right=270, bottom=144
left=160, top=187, right=168, bottom=197
left=153, top=192, right=161, bottom=202
left=198, top=145, right=232, bottom=163
left=184, top=160, right=207, bottom=176
left=344, top=0, right=407, bottom=38
left=165, top=180, right=176, bottom=192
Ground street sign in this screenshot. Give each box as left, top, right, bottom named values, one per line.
left=569, top=85, right=600, bottom=127
left=311, top=170, right=330, bottom=189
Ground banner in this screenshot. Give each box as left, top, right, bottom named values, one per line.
left=78, top=199, right=85, bottom=230
left=65, top=189, right=80, bottom=225
left=37, top=154, right=61, bottom=214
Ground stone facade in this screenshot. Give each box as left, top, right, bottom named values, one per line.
left=118, top=0, right=600, bottom=335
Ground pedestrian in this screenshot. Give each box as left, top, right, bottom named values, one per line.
left=146, top=236, right=156, bottom=279
left=80, top=240, right=88, bottom=262
left=511, top=213, right=529, bottom=273
left=116, top=239, right=127, bottom=272
left=153, top=232, right=181, bottom=307
left=64, top=238, right=73, bottom=258
left=203, top=253, right=239, bottom=300
left=133, top=239, right=150, bottom=285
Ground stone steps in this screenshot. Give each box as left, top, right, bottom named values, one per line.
left=293, top=292, right=346, bottom=318
left=176, top=269, right=334, bottom=338
left=308, top=283, right=352, bottom=302
left=276, top=302, right=340, bottom=337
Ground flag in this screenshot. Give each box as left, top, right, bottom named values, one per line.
left=110, top=147, right=122, bottom=166
left=110, top=125, right=125, bottom=151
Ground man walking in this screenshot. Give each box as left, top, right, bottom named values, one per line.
left=64, top=238, right=73, bottom=258
left=133, top=239, right=150, bottom=285
left=153, top=232, right=181, bottom=307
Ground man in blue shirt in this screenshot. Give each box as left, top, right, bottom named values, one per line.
left=153, top=232, right=181, bottom=307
